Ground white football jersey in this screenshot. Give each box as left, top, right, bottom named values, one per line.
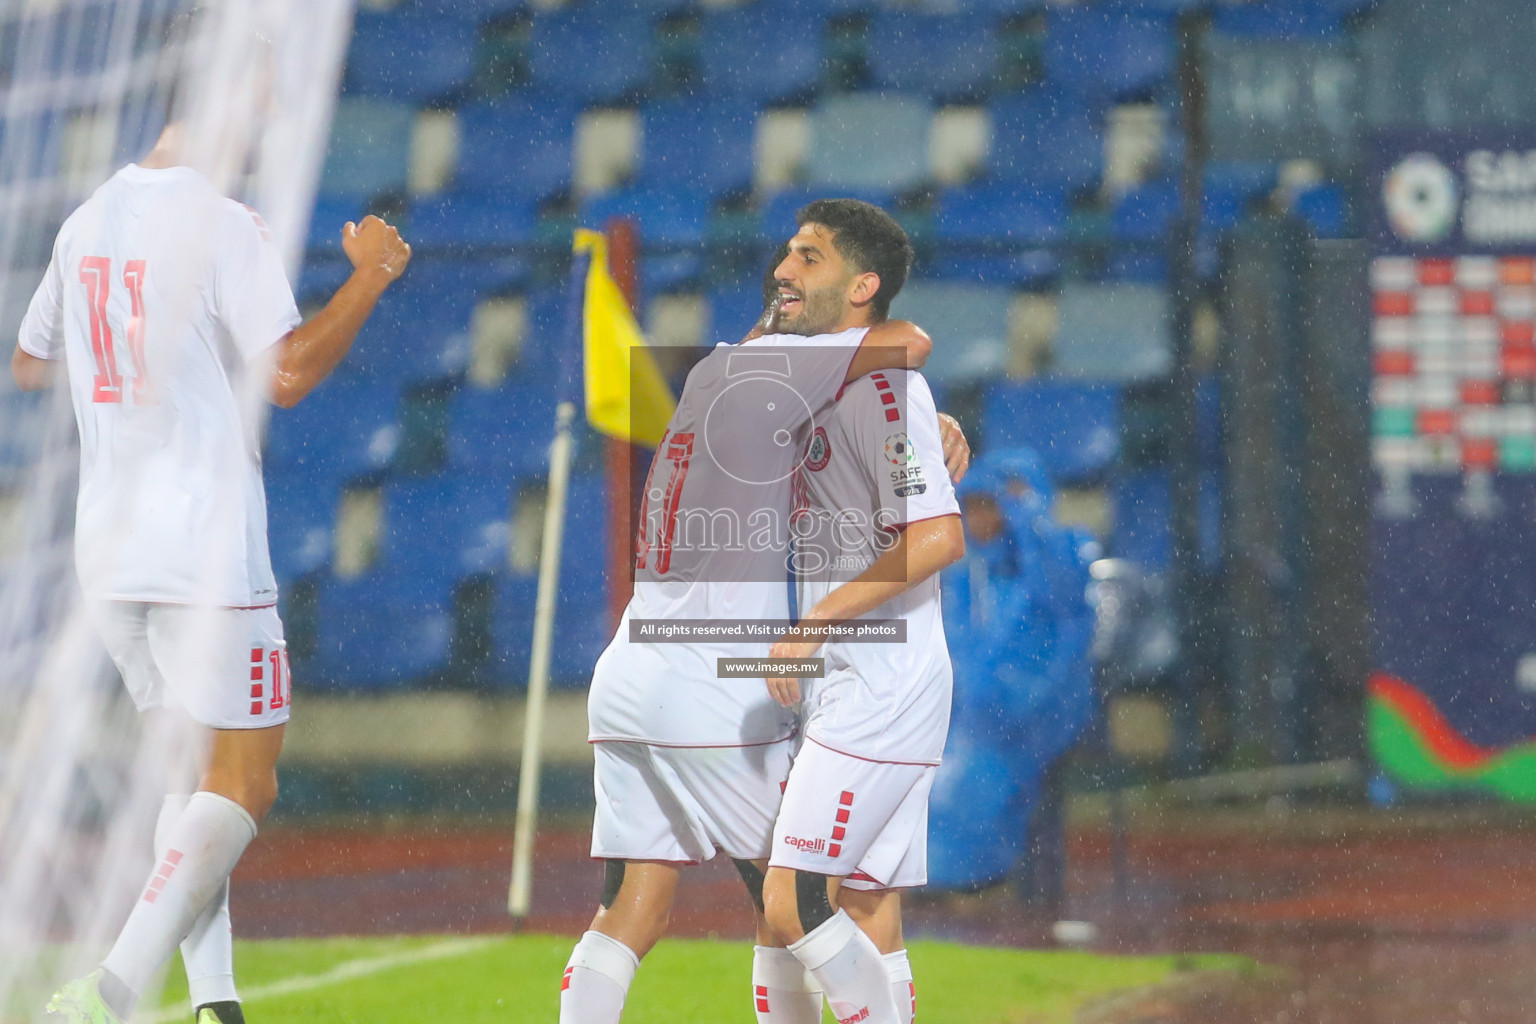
left=17, top=164, right=299, bottom=607
left=795, top=370, right=960, bottom=765
left=588, top=328, right=868, bottom=747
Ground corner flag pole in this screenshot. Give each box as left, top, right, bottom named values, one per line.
left=508, top=247, right=588, bottom=922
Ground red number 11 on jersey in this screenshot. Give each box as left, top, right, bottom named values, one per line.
left=79, top=256, right=154, bottom=405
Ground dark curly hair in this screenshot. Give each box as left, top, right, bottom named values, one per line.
left=795, top=198, right=914, bottom=320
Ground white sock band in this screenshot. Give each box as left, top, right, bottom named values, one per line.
left=753, top=946, right=821, bottom=993
left=568, top=930, right=640, bottom=988
left=787, top=909, right=861, bottom=972
left=883, top=949, right=915, bottom=1024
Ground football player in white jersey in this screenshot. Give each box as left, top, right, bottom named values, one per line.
left=561, top=200, right=962, bottom=1024
left=760, top=367, right=964, bottom=1024
left=14, top=21, right=412, bottom=1024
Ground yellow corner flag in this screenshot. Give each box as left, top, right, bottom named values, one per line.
left=574, top=229, right=675, bottom=448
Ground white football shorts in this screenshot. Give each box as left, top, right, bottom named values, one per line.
left=91, top=601, right=291, bottom=730
left=591, top=738, right=794, bottom=864
left=769, top=738, right=935, bottom=891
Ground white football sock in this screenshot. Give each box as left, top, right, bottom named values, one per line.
left=788, top=911, right=901, bottom=1024
left=559, top=930, right=639, bottom=1024
left=101, top=792, right=256, bottom=1000
left=882, top=949, right=915, bottom=1024
left=155, top=795, right=239, bottom=1007
left=752, top=945, right=823, bottom=1023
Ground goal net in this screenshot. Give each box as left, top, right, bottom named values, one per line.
left=0, top=0, right=352, bottom=1012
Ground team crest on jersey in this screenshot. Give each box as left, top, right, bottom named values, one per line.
left=884, top=433, right=927, bottom=495
left=806, top=426, right=832, bottom=471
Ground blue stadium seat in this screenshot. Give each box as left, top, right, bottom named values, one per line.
left=1294, top=184, right=1346, bottom=238
left=580, top=186, right=711, bottom=248
left=1205, top=161, right=1279, bottom=203
left=982, top=379, right=1122, bottom=483
left=407, top=193, right=537, bottom=252
left=1213, top=2, right=1344, bottom=38
left=1197, top=162, right=1279, bottom=233
left=807, top=93, right=932, bottom=193
left=1110, top=469, right=1172, bottom=570
left=0, top=390, right=43, bottom=489
left=760, top=187, right=896, bottom=242
left=1101, top=0, right=1204, bottom=12
left=264, top=379, right=401, bottom=481
left=943, top=0, right=1050, bottom=13
left=448, top=381, right=560, bottom=475
left=295, top=259, right=353, bottom=307
left=1110, top=467, right=1222, bottom=571
left=506, top=286, right=575, bottom=379
left=1046, top=8, right=1175, bottom=100
left=454, top=100, right=575, bottom=200
left=779, top=0, right=883, bottom=15
left=1309, top=0, right=1383, bottom=15
left=306, top=197, right=366, bottom=254
left=1110, top=182, right=1180, bottom=243
left=924, top=249, right=1060, bottom=286
left=1106, top=249, right=1170, bottom=284
left=345, top=272, right=478, bottom=383
left=1053, top=282, right=1172, bottom=381
left=378, top=473, right=520, bottom=584
left=866, top=14, right=996, bottom=102
left=937, top=183, right=1066, bottom=246
left=413, top=0, right=527, bottom=22
left=319, top=98, right=414, bottom=199
left=701, top=9, right=822, bottom=105
left=528, top=11, right=653, bottom=106
left=888, top=280, right=1014, bottom=384
left=344, top=11, right=477, bottom=103
left=40, top=0, right=112, bottom=76
left=988, top=88, right=1103, bottom=190
left=638, top=100, right=757, bottom=197
left=708, top=283, right=769, bottom=344
left=313, top=574, right=454, bottom=688
left=489, top=474, right=608, bottom=688
left=581, top=183, right=713, bottom=294
left=264, top=472, right=337, bottom=584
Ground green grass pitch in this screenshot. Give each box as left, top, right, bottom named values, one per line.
left=137, top=935, right=1252, bottom=1023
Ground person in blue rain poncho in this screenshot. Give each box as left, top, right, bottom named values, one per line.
left=926, top=447, right=1098, bottom=897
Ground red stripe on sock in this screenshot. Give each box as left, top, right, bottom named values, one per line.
left=561, top=967, right=573, bottom=992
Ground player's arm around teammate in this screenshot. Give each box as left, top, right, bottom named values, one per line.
left=762, top=517, right=965, bottom=712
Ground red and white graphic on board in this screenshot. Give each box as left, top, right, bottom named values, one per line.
left=1371, top=255, right=1536, bottom=474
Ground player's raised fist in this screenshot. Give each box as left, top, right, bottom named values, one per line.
left=342, top=214, right=412, bottom=282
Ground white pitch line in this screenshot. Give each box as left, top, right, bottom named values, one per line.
left=140, top=936, right=499, bottom=1024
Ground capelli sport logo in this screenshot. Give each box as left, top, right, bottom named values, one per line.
left=782, top=835, right=827, bottom=854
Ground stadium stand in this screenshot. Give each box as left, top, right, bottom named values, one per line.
left=319, top=98, right=414, bottom=199
left=865, top=14, right=996, bottom=103
left=983, top=379, right=1122, bottom=483
left=638, top=98, right=758, bottom=197
left=344, top=10, right=478, bottom=105
left=239, top=0, right=1373, bottom=690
